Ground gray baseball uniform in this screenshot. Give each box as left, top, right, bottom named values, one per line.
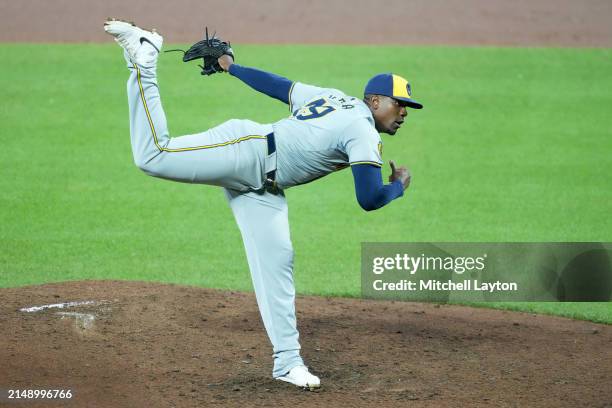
left=124, top=56, right=384, bottom=377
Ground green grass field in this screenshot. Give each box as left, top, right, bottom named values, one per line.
left=1, top=44, right=610, bottom=323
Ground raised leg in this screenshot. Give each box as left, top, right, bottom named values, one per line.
left=126, top=66, right=270, bottom=191
left=107, top=19, right=270, bottom=191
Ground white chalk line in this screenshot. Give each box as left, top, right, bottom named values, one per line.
left=19, top=300, right=107, bottom=313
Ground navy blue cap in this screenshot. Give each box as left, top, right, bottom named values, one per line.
left=364, top=73, right=423, bottom=109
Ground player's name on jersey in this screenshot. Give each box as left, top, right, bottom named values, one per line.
left=372, top=279, right=518, bottom=293
left=327, top=93, right=356, bottom=109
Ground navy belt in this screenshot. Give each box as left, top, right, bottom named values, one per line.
left=266, top=132, right=276, bottom=184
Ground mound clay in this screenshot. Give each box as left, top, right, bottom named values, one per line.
left=1, top=281, right=610, bottom=407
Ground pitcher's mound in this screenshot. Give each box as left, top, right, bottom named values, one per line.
left=1, top=281, right=610, bottom=407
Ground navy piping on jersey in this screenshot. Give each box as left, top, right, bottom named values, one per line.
left=350, top=161, right=382, bottom=167
left=288, top=82, right=296, bottom=112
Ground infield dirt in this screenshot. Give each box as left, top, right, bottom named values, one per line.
left=1, top=0, right=612, bottom=46
left=1, top=1, right=611, bottom=407
left=1, top=281, right=611, bottom=408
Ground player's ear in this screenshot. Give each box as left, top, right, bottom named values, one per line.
left=370, top=95, right=380, bottom=110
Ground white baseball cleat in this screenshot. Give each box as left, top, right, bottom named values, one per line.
left=104, top=18, right=163, bottom=66
left=276, top=365, right=321, bottom=390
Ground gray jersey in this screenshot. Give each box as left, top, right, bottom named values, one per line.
left=272, top=82, right=383, bottom=189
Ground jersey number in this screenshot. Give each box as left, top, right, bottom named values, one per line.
left=294, top=98, right=336, bottom=120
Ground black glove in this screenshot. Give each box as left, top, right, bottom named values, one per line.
left=182, top=27, right=234, bottom=75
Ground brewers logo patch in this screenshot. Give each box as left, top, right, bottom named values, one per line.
left=378, top=141, right=383, bottom=156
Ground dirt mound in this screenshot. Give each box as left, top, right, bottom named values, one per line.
left=1, top=281, right=610, bottom=407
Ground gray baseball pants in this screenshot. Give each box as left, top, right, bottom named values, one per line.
left=124, top=59, right=304, bottom=377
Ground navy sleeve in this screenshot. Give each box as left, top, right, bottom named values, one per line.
left=351, top=164, right=404, bottom=211
left=228, top=64, right=293, bottom=104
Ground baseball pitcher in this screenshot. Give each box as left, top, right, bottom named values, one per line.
left=104, top=19, right=423, bottom=390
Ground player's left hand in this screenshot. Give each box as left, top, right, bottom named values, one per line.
left=389, top=160, right=411, bottom=190
left=218, top=54, right=234, bottom=72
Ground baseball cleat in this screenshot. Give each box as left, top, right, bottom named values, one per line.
left=104, top=18, right=163, bottom=66
left=275, top=365, right=321, bottom=391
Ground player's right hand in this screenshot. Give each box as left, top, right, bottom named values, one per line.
left=389, top=160, right=411, bottom=190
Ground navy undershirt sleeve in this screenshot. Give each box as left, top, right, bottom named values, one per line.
left=351, top=164, right=404, bottom=211
left=228, top=64, right=293, bottom=104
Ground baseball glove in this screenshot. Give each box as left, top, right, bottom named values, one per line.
left=167, top=27, right=234, bottom=76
